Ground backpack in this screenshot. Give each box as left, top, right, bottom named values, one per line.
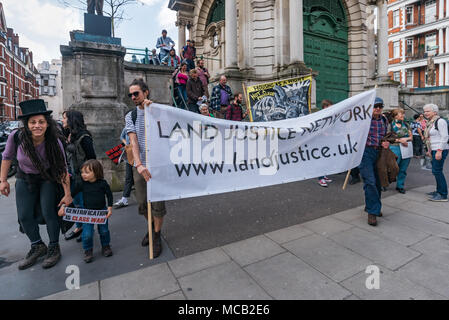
left=433, top=117, right=449, bottom=143
left=126, top=108, right=138, bottom=126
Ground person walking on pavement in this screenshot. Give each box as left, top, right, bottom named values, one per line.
left=125, top=79, right=167, bottom=258
left=423, top=104, right=449, bottom=202
left=0, top=99, right=72, bottom=270
left=114, top=127, right=134, bottom=208
left=411, top=114, right=425, bottom=159
left=62, top=110, right=97, bottom=241
left=359, top=97, right=391, bottom=226
left=389, top=109, right=413, bottom=194
left=210, top=75, right=233, bottom=119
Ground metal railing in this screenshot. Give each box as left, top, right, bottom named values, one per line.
left=126, top=47, right=152, bottom=64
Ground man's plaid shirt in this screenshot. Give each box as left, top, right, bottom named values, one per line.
left=366, top=115, right=388, bottom=147
left=210, top=84, right=233, bottom=110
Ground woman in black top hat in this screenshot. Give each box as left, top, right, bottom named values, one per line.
left=0, top=99, right=72, bottom=270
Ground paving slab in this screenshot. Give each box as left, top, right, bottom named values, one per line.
left=332, top=206, right=365, bottom=222
left=244, top=252, right=351, bottom=300
left=384, top=212, right=449, bottom=239
left=168, top=248, right=230, bottom=278
left=392, top=200, right=449, bottom=224
left=283, top=234, right=372, bottom=282
left=178, top=261, right=272, bottom=300
left=348, top=216, right=430, bottom=247
left=381, top=196, right=409, bottom=208
left=156, top=291, right=186, bottom=300
left=410, top=236, right=449, bottom=266
left=39, top=282, right=100, bottom=300
left=399, top=190, right=433, bottom=203
left=341, top=266, right=446, bottom=300
left=100, top=263, right=179, bottom=300
left=221, top=235, right=285, bottom=267
left=265, top=224, right=314, bottom=244
left=411, top=185, right=436, bottom=194
left=397, top=255, right=449, bottom=299
left=330, top=228, right=421, bottom=270
left=302, top=216, right=354, bottom=237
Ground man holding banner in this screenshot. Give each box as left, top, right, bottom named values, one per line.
left=359, top=97, right=391, bottom=226
left=125, top=79, right=166, bottom=258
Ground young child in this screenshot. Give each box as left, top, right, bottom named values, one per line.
left=59, top=159, right=113, bottom=263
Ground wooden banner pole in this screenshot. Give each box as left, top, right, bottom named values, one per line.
left=342, top=169, right=351, bottom=191
left=147, top=202, right=153, bottom=260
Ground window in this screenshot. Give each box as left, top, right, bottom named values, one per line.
left=406, top=38, right=413, bottom=56
left=394, top=41, right=400, bottom=58
left=393, top=72, right=401, bottom=82
left=393, top=10, right=400, bottom=28
left=425, top=0, right=437, bottom=23
left=425, top=33, right=437, bottom=52
left=406, top=6, right=414, bottom=24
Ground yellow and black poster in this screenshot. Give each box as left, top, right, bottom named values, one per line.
left=245, top=75, right=312, bottom=122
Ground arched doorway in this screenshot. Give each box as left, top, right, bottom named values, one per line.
left=303, top=0, right=349, bottom=106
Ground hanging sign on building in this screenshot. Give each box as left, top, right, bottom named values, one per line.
left=244, top=75, right=312, bottom=122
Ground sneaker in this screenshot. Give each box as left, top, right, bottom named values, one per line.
left=113, top=199, right=128, bottom=209
left=153, top=231, right=162, bottom=258
left=318, top=179, right=328, bottom=187
left=42, top=244, right=61, bottom=269
left=349, top=176, right=361, bottom=185
left=84, top=249, right=94, bottom=263
left=102, top=245, right=113, bottom=257
left=396, top=188, right=406, bottom=194
left=426, top=191, right=438, bottom=197
left=429, top=193, right=449, bottom=202
left=323, top=176, right=332, bottom=183
left=18, top=243, right=47, bottom=270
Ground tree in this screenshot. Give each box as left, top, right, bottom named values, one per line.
left=57, top=0, right=141, bottom=37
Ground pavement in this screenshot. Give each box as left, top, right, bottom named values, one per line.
left=40, top=184, right=449, bottom=300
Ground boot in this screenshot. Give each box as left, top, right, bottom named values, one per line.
left=42, top=243, right=61, bottom=269
left=153, top=231, right=162, bottom=258
left=102, top=245, right=113, bottom=257
left=84, top=249, right=94, bottom=263
left=18, top=243, right=47, bottom=270
left=368, top=214, right=378, bottom=227
left=141, top=232, right=149, bottom=247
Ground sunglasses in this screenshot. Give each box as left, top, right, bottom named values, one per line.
left=374, top=105, right=384, bottom=109
left=128, top=91, right=140, bottom=98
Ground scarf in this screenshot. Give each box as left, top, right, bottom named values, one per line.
left=424, top=116, right=439, bottom=151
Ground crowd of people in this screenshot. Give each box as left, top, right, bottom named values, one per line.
left=0, top=73, right=448, bottom=271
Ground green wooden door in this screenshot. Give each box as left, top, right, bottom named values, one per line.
left=303, top=0, right=349, bottom=107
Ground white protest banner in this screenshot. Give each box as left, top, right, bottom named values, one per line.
left=145, top=89, right=376, bottom=202
left=63, top=207, right=108, bottom=225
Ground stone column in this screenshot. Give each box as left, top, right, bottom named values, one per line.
left=377, top=0, right=389, bottom=80
left=402, top=39, right=406, bottom=62
left=176, top=20, right=186, bottom=54
left=439, top=28, right=444, bottom=54
left=225, top=0, right=238, bottom=70
left=440, top=0, right=445, bottom=19
left=402, top=6, right=406, bottom=30
left=447, top=0, right=449, bottom=17
left=446, top=62, right=449, bottom=85
left=446, top=27, right=449, bottom=53
left=289, top=0, right=304, bottom=63
left=439, top=63, right=444, bottom=86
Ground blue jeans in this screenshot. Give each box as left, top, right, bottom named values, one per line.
left=431, top=150, right=448, bottom=197
left=390, top=145, right=411, bottom=189
left=359, top=147, right=382, bottom=215
left=82, top=220, right=111, bottom=251
left=71, top=188, right=84, bottom=230
left=177, top=85, right=187, bottom=104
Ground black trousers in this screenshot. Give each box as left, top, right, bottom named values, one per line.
left=87, top=0, right=103, bottom=15
left=122, top=163, right=134, bottom=198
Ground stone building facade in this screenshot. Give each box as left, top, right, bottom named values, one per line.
left=38, top=59, right=63, bottom=120
left=169, top=0, right=389, bottom=108
left=0, top=3, right=39, bottom=122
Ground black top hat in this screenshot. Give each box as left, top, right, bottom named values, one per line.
left=18, top=99, right=52, bottom=119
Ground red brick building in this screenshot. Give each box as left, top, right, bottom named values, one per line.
left=387, top=0, right=449, bottom=88
left=0, top=2, right=39, bottom=122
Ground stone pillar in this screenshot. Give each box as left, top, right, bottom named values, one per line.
left=439, top=63, right=444, bottom=86
left=446, top=62, right=449, bottom=85
left=447, top=0, right=449, bottom=17
left=176, top=20, right=186, bottom=54
left=439, top=28, right=444, bottom=54
left=61, top=32, right=128, bottom=191
left=440, top=0, right=445, bottom=18
left=402, top=6, right=406, bottom=30
left=402, top=39, right=406, bottom=62
left=401, top=68, right=406, bottom=84
left=225, top=0, right=238, bottom=71
left=377, top=0, right=389, bottom=80
left=289, top=0, right=304, bottom=63
left=446, top=27, right=449, bottom=53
